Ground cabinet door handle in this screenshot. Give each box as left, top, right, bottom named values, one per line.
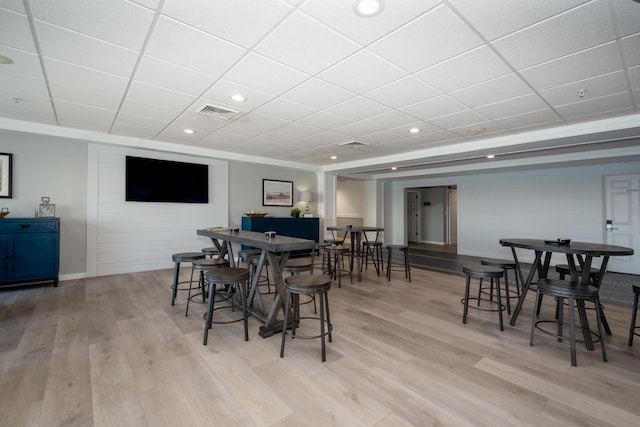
left=20, top=224, right=31, bottom=228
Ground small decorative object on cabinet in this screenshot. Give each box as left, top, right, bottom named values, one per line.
left=37, top=196, right=55, bottom=218
left=0, top=218, right=60, bottom=288
left=290, top=207, right=300, bottom=218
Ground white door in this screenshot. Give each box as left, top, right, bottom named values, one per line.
left=605, top=174, right=640, bottom=274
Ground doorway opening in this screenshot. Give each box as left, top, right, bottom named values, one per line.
left=406, top=185, right=457, bottom=253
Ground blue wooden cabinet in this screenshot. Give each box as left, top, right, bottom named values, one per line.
left=241, top=216, right=319, bottom=246
left=0, top=218, right=60, bottom=288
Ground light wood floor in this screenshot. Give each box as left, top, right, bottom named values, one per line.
left=1, top=266, right=639, bottom=426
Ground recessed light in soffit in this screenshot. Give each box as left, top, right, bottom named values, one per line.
left=0, top=55, right=14, bottom=64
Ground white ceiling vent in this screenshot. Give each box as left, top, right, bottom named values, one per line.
left=339, top=140, right=369, bottom=148
left=196, top=104, right=239, bottom=120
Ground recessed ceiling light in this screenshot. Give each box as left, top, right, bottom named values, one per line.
left=409, top=127, right=420, bottom=134
left=183, top=129, right=195, bottom=134
left=468, top=127, right=486, bottom=135
left=353, top=0, right=385, bottom=17
left=330, top=155, right=338, bottom=160
left=391, top=166, right=397, bottom=170
left=231, top=94, right=246, bottom=102
left=486, top=154, right=495, bottom=159
left=0, top=55, right=14, bottom=64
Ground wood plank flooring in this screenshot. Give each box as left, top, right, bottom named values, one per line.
left=0, top=266, right=639, bottom=426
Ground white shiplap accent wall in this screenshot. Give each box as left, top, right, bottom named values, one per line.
left=87, top=144, right=229, bottom=276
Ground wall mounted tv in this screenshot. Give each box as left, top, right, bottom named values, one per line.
left=125, top=156, right=209, bottom=203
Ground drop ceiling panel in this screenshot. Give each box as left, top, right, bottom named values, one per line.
left=555, top=92, right=634, bottom=121
left=113, top=112, right=167, bottom=132
left=475, top=93, right=550, bottom=120
left=539, top=71, right=629, bottom=107
left=359, top=110, right=421, bottom=131
left=415, top=46, right=512, bottom=93
left=325, top=96, right=388, bottom=121
left=0, top=93, right=56, bottom=124
left=364, top=76, right=440, bottom=109
left=301, top=0, right=440, bottom=46
left=35, top=22, right=138, bottom=78
left=119, top=98, right=188, bottom=122
left=332, top=121, right=380, bottom=138
left=253, top=98, right=316, bottom=122
left=161, top=0, right=293, bottom=49
left=202, top=80, right=272, bottom=111
left=492, top=1, right=616, bottom=70
left=400, top=95, right=467, bottom=121
left=449, top=73, right=532, bottom=108
left=450, top=0, right=590, bottom=41
left=495, top=109, right=562, bottom=131
left=255, top=11, right=359, bottom=75
left=0, top=47, right=43, bottom=78
left=629, top=66, right=640, bottom=90
left=280, top=78, right=354, bottom=110
left=125, top=81, right=195, bottom=113
left=426, top=109, right=490, bottom=129
left=0, top=8, right=37, bottom=52
left=296, top=111, right=352, bottom=131
left=146, top=16, right=246, bottom=76
left=369, top=4, right=483, bottom=73
left=0, top=72, right=48, bottom=98
left=224, top=53, right=309, bottom=96
left=54, top=100, right=116, bottom=132
left=0, top=1, right=26, bottom=13
left=29, top=0, right=153, bottom=50
left=610, top=0, right=640, bottom=37
left=135, top=56, right=217, bottom=97
left=50, top=82, right=122, bottom=111
left=43, top=58, right=129, bottom=97
left=520, top=43, right=624, bottom=91
left=621, top=33, right=640, bottom=67
left=318, top=50, right=406, bottom=94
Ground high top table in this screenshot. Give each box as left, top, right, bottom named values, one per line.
left=500, top=238, right=634, bottom=336
left=197, top=228, right=316, bottom=338
left=326, top=226, right=383, bottom=282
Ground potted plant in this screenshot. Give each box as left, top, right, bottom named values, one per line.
left=290, top=207, right=300, bottom=217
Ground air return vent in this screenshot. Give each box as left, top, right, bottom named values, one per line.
left=339, top=140, right=369, bottom=148
left=196, top=104, right=239, bottom=120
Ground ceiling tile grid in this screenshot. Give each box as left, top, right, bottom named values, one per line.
left=0, top=0, right=638, bottom=172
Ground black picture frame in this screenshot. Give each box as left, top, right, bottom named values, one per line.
left=0, top=153, right=13, bottom=198
left=263, top=179, right=293, bottom=207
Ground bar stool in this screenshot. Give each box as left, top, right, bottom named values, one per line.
left=386, top=244, right=411, bottom=282
left=203, top=267, right=250, bottom=346
left=461, top=264, right=505, bottom=331
left=185, top=258, right=230, bottom=316
left=325, top=245, right=352, bottom=288
left=284, top=254, right=316, bottom=312
left=238, top=248, right=261, bottom=266
left=280, top=274, right=332, bottom=362
left=629, top=285, right=640, bottom=346
left=555, top=264, right=611, bottom=336
left=480, top=258, right=519, bottom=314
left=530, top=279, right=607, bottom=367
left=362, top=240, right=383, bottom=276
left=201, top=247, right=219, bottom=258
left=170, top=252, right=206, bottom=306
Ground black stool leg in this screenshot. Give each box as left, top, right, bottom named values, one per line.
left=463, top=274, right=471, bottom=324
left=629, top=290, right=639, bottom=346
left=319, top=290, right=326, bottom=362
left=496, top=277, right=503, bottom=331
left=404, top=250, right=411, bottom=282
left=171, top=261, right=180, bottom=306
left=569, top=296, right=577, bottom=367
left=594, top=295, right=607, bottom=362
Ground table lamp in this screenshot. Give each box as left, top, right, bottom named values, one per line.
left=299, top=191, right=313, bottom=216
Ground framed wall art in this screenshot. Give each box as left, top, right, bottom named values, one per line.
left=263, top=179, right=293, bottom=207
left=0, top=153, right=13, bottom=198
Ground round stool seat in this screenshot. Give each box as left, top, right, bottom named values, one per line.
left=325, top=245, right=351, bottom=287
left=239, top=249, right=261, bottom=260
left=283, top=257, right=314, bottom=274
left=206, top=267, right=250, bottom=283
left=480, top=258, right=516, bottom=269
left=201, top=247, right=219, bottom=257
left=386, top=245, right=411, bottom=282
left=531, top=278, right=606, bottom=367
left=192, top=258, right=230, bottom=269
left=172, top=252, right=206, bottom=263
left=462, top=265, right=503, bottom=279
left=285, top=274, right=331, bottom=293
left=386, top=244, right=408, bottom=251
left=537, top=279, right=598, bottom=299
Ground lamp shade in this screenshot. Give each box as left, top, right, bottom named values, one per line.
left=299, top=191, right=313, bottom=202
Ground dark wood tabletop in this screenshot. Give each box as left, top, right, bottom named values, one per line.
left=198, top=228, right=315, bottom=253
left=500, top=238, right=634, bottom=257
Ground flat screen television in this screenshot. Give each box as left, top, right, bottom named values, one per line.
left=125, top=156, right=209, bottom=203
